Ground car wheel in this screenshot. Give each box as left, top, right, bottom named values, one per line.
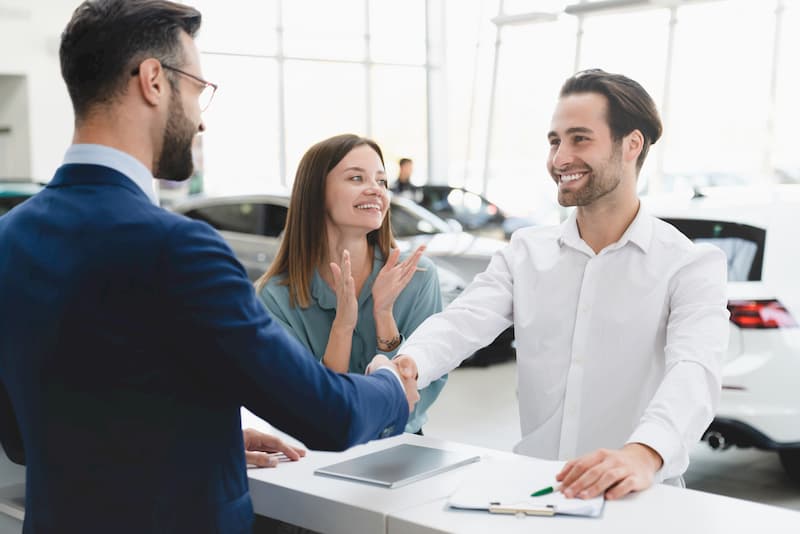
left=778, top=450, right=800, bottom=484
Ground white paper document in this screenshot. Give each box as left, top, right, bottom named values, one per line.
left=447, top=479, right=605, bottom=517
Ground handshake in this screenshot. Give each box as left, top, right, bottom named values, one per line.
left=366, top=354, right=420, bottom=413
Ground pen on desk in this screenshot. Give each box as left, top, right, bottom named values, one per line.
left=530, top=485, right=558, bottom=497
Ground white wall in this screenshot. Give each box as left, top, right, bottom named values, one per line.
left=0, top=1, right=77, bottom=182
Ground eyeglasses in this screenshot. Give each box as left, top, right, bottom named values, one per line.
left=130, top=63, right=218, bottom=112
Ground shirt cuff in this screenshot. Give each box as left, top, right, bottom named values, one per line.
left=397, top=344, right=430, bottom=388
left=373, top=366, right=404, bottom=391
left=627, top=421, right=684, bottom=483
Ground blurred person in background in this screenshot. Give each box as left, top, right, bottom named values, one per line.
left=391, top=157, right=421, bottom=202
left=258, top=135, right=447, bottom=435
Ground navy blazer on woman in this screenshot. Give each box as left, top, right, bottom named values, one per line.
left=0, top=163, right=408, bottom=533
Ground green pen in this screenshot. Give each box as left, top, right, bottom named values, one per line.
left=530, top=485, right=557, bottom=497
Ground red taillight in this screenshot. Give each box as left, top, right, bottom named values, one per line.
left=727, top=299, right=797, bottom=329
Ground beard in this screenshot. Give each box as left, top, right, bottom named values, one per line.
left=154, top=92, right=196, bottom=182
left=556, top=143, right=624, bottom=207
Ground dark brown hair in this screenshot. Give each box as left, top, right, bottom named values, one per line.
left=560, top=69, right=662, bottom=171
left=59, top=0, right=201, bottom=120
left=256, top=134, right=396, bottom=308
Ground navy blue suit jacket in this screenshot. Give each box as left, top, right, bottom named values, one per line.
left=0, top=164, right=408, bottom=533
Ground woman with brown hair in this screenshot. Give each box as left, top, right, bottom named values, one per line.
left=256, top=134, right=446, bottom=433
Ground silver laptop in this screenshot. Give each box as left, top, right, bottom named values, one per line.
left=314, top=444, right=481, bottom=489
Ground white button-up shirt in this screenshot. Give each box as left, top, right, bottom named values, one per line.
left=403, top=207, right=728, bottom=481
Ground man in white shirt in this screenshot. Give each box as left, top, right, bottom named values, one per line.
left=371, top=69, right=729, bottom=500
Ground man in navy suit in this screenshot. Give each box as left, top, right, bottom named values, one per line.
left=0, top=1, right=419, bottom=532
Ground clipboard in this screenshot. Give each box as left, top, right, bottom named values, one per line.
left=447, top=480, right=604, bottom=518
left=487, top=502, right=555, bottom=516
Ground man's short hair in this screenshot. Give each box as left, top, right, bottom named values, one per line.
left=560, top=69, right=662, bottom=171
left=398, top=158, right=413, bottom=167
left=59, top=0, right=202, bottom=120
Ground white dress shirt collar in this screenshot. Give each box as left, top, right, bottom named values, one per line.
left=558, top=203, right=653, bottom=255
left=63, top=144, right=159, bottom=206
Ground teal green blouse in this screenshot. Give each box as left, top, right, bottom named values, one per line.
left=258, top=253, right=447, bottom=433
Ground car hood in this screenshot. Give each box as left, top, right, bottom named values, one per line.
left=398, top=232, right=506, bottom=259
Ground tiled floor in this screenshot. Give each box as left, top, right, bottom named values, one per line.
left=424, top=360, right=800, bottom=511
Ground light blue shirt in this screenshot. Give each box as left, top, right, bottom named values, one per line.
left=63, top=144, right=159, bottom=206
left=259, top=253, right=448, bottom=433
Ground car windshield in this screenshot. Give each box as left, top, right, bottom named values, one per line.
left=661, top=218, right=766, bottom=282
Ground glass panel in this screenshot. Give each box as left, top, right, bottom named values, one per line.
left=391, top=205, right=439, bottom=237
left=773, top=1, right=800, bottom=182
left=370, top=65, right=427, bottom=188
left=660, top=218, right=766, bottom=282
left=696, top=237, right=758, bottom=282
left=501, top=0, right=568, bottom=14
left=578, top=10, right=669, bottom=117
left=369, top=0, right=426, bottom=64
left=264, top=204, right=288, bottom=237
left=666, top=0, right=774, bottom=182
left=577, top=9, right=670, bottom=191
left=198, top=55, right=281, bottom=195
left=187, top=203, right=264, bottom=234
left=444, top=0, right=499, bottom=196
left=283, top=61, right=367, bottom=185
left=191, top=0, right=277, bottom=56
left=484, top=17, right=577, bottom=224
left=283, top=0, right=365, bottom=61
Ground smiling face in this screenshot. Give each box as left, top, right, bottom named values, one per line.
left=324, top=144, right=390, bottom=234
left=547, top=92, right=626, bottom=208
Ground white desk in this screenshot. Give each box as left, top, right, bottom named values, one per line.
left=243, top=410, right=800, bottom=534
left=243, top=410, right=492, bottom=534
left=3, top=412, right=799, bottom=534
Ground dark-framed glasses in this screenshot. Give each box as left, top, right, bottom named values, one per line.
left=131, top=63, right=218, bottom=112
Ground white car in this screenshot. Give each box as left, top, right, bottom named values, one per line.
left=172, top=192, right=514, bottom=366
left=644, top=186, right=800, bottom=482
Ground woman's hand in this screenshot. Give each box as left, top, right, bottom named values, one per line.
left=330, top=249, right=358, bottom=332
left=372, top=246, right=426, bottom=316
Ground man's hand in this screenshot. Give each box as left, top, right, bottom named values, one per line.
left=392, top=354, right=418, bottom=382
left=556, top=443, right=663, bottom=500
left=366, top=354, right=420, bottom=413
left=242, top=428, right=306, bottom=468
